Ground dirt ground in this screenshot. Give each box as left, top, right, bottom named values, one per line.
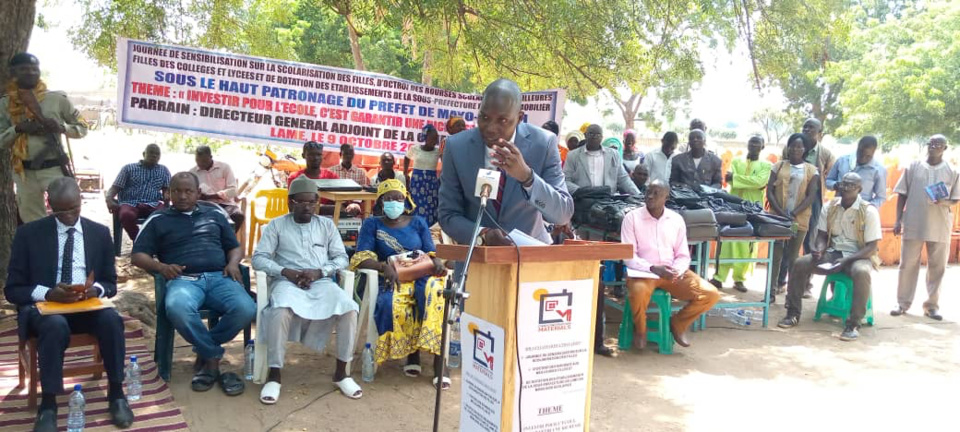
left=11, top=130, right=960, bottom=431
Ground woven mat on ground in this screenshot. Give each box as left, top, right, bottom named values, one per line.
left=0, top=315, right=189, bottom=431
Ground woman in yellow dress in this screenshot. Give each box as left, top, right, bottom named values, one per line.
left=350, top=180, right=450, bottom=388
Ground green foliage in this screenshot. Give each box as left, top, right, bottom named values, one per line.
left=163, top=134, right=231, bottom=154
left=831, top=2, right=960, bottom=143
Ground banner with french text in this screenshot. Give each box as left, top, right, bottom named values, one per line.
left=116, top=38, right=566, bottom=156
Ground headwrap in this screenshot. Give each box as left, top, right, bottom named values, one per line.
left=446, top=116, right=464, bottom=129
left=5, top=78, right=49, bottom=177
left=623, top=129, right=637, bottom=139
left=565, top=131, right=584, bottom=143
left=579, top=122, right=591, bottom=134
left=376, top=179, right=416, bottom=212
left=602, top=137, right=624, bottom=157
left=288, top=176, right=318, bottom=196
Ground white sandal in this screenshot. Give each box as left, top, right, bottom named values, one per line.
left=259, top=381, right=281, bottom=405
left=333, top=377, right=363, bottom=399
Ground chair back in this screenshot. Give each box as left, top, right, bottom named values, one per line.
left=254, top=188, right=289, bottom=219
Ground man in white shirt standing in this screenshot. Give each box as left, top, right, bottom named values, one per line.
left=643, top=132, right=678, bottom=185
left=190, top=145, right=243, bottom=230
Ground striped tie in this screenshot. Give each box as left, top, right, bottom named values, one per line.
left=491, top=169, right=507, bottom=216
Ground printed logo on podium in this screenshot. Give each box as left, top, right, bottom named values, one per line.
left=468, top=322, right=496, bottom=372
left=533, top=288, right=574, bottom=331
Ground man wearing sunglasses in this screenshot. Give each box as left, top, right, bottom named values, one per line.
left=891, top=135, right=960, bottom=321
left=5, top=178, right=133, bottom=431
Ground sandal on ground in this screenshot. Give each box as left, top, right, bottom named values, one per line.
left=191, top=368, right=219, bottom=392
left=433, top=376, right=452, bottom=390
left=219, top=372, right=245, bottom=396
left=334, top=377, right=363, bottom=399
left=259, top=381, right=281, bottom=405
left=403, top=364, right=422, bottom=377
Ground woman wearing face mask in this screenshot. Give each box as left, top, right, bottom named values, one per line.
left=350, top=179, right=450, bottom=388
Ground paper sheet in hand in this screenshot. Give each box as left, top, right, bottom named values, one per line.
left=507, top=229, right=547, bottom=246
left=626, top=268, right=659, bottom=279
left=817, top=262, right=841, bottom=272
left=37, top=298, right=115, bottom=315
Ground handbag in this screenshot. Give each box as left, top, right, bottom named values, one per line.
left=389, top=250, right=434, bottom=283
left=720, top=221, right=755, bottom=236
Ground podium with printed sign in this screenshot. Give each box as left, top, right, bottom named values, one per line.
left=438, top=241, right=632, bottom=432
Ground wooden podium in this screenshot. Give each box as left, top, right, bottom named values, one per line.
left=438, top=241, right=632, bottom=431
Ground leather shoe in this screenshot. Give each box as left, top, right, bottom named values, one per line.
left=634, top=332, right=647, bottom=350
left=671, top=326, right=690, bottom=347
left=925, top=309, right=944, bottom=321
left=109, top=398, right=135, bottom=429
left=595, top=345, right=617, bottom=357
left=33, top=408, right=57, bottom=432
left=709, top=278, right=723, bottom=290
left=890, top=307, right=907, bottom=316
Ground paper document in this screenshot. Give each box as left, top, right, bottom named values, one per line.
left=507, top=229, right=547, bottom=246
left=37, top=298, right=115, bottom=315
left=626, top=268, right=659, bottom=279
left=817, top=262, right=841, bottom=272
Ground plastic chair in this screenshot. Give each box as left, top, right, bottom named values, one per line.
left=112, top=212, right=146, bottom=256
left=814, top=273, right=874, bottom=326
left=247, top=189, right=289, bottom=255
left=252, top=268, right=378, bottom=382
left=18, top=334, right=104, bottom=409
left=153, top=265, right=254, bottom=382
left=617, top=288, right=675, bottom=355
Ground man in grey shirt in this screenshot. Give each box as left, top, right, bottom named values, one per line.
left=670, top=129, right=722, bottom=189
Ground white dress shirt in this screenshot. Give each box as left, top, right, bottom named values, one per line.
left=31, top=219, right=105, bottom=302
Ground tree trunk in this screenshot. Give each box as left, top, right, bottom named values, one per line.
left=345, top=14, right=365, bottom=70
left=613, top=92, right=643, bottom=132
left=421, top=49, right=433, bottom=86
left=0, top=0, right=37, bottom=298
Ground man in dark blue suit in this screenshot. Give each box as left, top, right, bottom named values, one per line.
left=5, top=178, right=134, bottom=431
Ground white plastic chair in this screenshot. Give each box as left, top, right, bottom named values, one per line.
left=253, top=269, right=375, bottom=383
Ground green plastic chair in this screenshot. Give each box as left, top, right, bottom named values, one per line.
left=617, top=288, right=674, bottom=354
left=814, top=273, right=874, bottom=326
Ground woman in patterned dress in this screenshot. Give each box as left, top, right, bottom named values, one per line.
left=404, top=124, right=442, bottom=226
left=350, top=180, right=450, bottom=389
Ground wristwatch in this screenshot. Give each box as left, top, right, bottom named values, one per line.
left=476, top=228, right=487, bottom=246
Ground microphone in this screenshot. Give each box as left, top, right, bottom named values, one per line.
left=474, top=169, right=501, bottom=207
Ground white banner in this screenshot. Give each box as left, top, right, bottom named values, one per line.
left=515, top=280, right=593, bottom=432
left=116, top=38, right=566, bottom=156
left=460, top=313, right=506, bottom=432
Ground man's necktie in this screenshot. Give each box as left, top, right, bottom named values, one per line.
left=61, top=228, right=76, bottom=284
left=491, top=169, right=507, bottom=215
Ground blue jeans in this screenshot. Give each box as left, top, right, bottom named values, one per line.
left=165, top=272, right=256, bottom=360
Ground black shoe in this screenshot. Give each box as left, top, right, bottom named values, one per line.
left=733, top=282, right=748, bottom=293
left=709, top=278, right=723, bottom=290
left=890, top=307, right=907, bottom=316
left=777, top=316, right=799, bottom=329
left=110, top=398, right=135, bottom=428
left=925, top=309, right=944, bottom=321
left=839, top=325, right=860, bottom=341
left=33, top=408, right=57, bottom=432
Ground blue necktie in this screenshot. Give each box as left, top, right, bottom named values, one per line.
left=61, top=228, right=76, bottom=284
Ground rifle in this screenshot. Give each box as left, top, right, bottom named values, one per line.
left=17, top=88, right=74, bottom=178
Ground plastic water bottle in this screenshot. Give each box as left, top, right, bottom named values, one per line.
left=243, top=340, right=255, bottom=381
left=66, top=384, right=85, bottom=432
left=126, top=356, right=142, bottom=401
left=448, top=319, right=462, bottom=369
left=361, top=343, right=375, bottom=382
left=724, top=309, right=752, bottom=326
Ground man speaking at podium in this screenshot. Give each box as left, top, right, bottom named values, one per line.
left=439, top=79, right=573, bottom=245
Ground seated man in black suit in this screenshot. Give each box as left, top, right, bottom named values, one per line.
left=5, top=178, right=134, bottom=431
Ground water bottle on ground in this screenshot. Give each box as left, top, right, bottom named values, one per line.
left=448, top=318, right=462, bottom=369
left=724, top=309, right=752, bottom=326
left=126, top=355, right=142, bottom=401
left=361, top=343, right=376, bottom=382
left=243, top=340, right=255, bottom=381
left=66, top=384, right=85, bottom=432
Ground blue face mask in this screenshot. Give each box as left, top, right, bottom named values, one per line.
left=383, top=201, right=405, bottom=219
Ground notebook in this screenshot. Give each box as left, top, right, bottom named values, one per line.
left=37, top=298, right=115, bottom=315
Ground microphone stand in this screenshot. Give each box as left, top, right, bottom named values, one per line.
left=432, top=191, right=490, bottom=432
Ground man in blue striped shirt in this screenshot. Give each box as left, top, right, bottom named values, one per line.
left=105, top=143, right=171, bottom=240
left=825, top=136, right=887, bottom=208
